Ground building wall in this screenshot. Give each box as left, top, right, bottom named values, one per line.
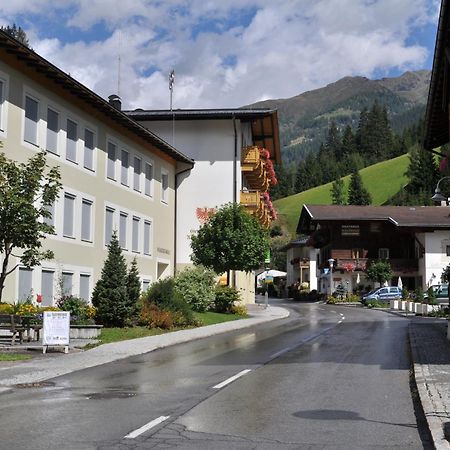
left=422, top=231, right=450, bottom=288
left=0, top=61, right=177, bottom=304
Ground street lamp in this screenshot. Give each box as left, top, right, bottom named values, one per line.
left=328, top=258, right=335, bottom=298
left=431, top=176, right=450, bottom=203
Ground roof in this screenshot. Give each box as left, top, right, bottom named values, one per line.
left=424, top=0, right=449, bottom=150
left=280, top=237, right=309, bottom=251
left=125, top=108, right=281, bottom=165
left=0, top=30, right=193, bottom=165
left=297, top=204, right=450, bottom=234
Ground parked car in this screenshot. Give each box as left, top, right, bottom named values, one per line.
left=424, top=283, right=449, bottom=304
left=362, top=286, right=402, bottom=304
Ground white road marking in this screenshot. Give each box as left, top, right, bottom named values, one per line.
left=270, top=347, right=291, bottom=359
left=338, top=320, right=343, bottom=324
left=340, top=313, right=344, bottom=317
left=212, top=369, right=252, bottom=389
left=124, top=416, right=170, bottom=439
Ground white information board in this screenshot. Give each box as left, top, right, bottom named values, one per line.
left=43, top=311, right=70, bottom=352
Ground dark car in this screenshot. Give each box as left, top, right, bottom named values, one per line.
left=424, top=283, right=449, bottom=304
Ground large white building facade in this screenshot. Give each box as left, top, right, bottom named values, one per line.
left=0, top=30, right=193, bottom=305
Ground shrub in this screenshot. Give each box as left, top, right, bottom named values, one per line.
left=57, top=296, right=96, bottom=325
left=174, top=266, right=216, bottom=312
left=0, top=303, right=13, bottom=314
left=230, top=304, right=248, bottom=316
left=142, top=277, right=195, bottom=325
left=140, top=303, right=174, bottom=329
left=213, top=286, right=241, bottom=313
left=14, top=300, right=38, bottom=316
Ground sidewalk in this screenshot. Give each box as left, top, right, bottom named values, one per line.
left=0, top=304, right=289, bottom=390
left=409, top=317, right=450, bottom=450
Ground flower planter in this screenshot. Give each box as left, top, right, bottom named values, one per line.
left=69, top=325, right=103, bottom=339
left=407, top=301, right=415, bottom=313
left=414, top=303, right=422, bottom=314
left=400, top=300, right=408, bottom=311
left=390, top=299, right=400, bottom=310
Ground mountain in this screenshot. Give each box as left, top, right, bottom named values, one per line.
left=247, top=70, right=430, bottom=165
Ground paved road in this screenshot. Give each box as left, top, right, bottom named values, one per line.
left=0, top=301, right=432, bottom=449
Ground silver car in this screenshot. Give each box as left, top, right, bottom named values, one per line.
left=362, top=286, right=402, bottom=304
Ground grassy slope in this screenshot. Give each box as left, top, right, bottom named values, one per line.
left=274, top=154, right=410, bottom=235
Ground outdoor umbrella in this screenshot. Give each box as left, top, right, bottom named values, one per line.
left=356, top=273, right=360, bottom=284
left=397, top=276, right=403, bottom=289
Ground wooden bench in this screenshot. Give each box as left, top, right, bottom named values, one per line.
left=20, top=316, right=43, bottom=342
left=0, top=314, right=25, bottom=345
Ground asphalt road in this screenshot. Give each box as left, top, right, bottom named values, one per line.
left=0, top=301, right=432, bottom=449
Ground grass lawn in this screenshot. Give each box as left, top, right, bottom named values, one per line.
left=0, top=353, right=32, bottom=362
left=92, top=311, right=247, bottom=347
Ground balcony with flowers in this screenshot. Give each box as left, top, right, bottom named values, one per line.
left=240, top=190, right=277, bottom=228
left=241, top=146, right=277, bottom=191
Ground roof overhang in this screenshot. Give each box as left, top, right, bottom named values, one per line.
left=126, top=108, right=282, bottom=165
left=0, top=30, right=193, bottom=165
left=424, top=0, right=450, bottom=150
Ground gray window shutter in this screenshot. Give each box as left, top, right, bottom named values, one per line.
left=66, top=119, right=77, bottom=162
left=63, top=194, right=75, bottom=237
left=134, top=157, right=141, bottom=191
left=145, top=163, right=153, bottom=196
left=81, top=199, right=92, bottom=241
left=24, top=96, right=38, bottom=145
left=107, top=142, right=116, bottom=179
left=120, top=212, right=127, bottom=248
left=105, top=207, right=114, bottom=245
left=132, top=216, right=140, bottom=252
left=144, top=220, right=151, bottom=255
left=121, top=150, right=129, bottom=185
left=79, top=274, right=90, bottom=301
left=41, top=270, right=54, bottom=306
left=62, top=272, right=73, bottom=296
left=46, top=108, right=59, bottom=154
left=84, top=129, right=94, bottom=170
left=18, top=267, right=33, bottom=301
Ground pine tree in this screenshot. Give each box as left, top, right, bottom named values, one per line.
left=356, top=107, right=369, bottom=153
left=341, top=125, right=356, bottom=157
left=92, top=231, right=130, bottom=327
left=270, top=164, right=293, bottom=200
left=348, top=170, right=371, bottom=205
left=1, top=24, right=30, bottom=48
left=331, top=177, right=346, bottom=205
left=127, top=257, right=141, bottom=318
left=325, top=121, right=342, bottom=159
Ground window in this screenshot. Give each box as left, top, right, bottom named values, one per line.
left=105, top=207, right=114, bottom=245
left=119, top=212, right=128, bottom=248
left=79, top=274, right=90, bottom=301
left=62, top=272, right=73, bottom=296
left=84, top=129, right=95, bottom=171
left=134, top=157, right=141, bottom=192
left=24, top=95, right=38, bottom=145
left=132, top=216, right=140, bottom=252
left=351, top=248, right=364, bottom=259
left=0, top=79, right=4, bottom=131
left=66, top=119, right=78, bottom=163
left=145, top=163, right=153, bottom=196
left=121, top=149, right=129, bottom=186
left=341, top=225, right=360, bottom=236
left=63, top=193, right=75, bottom=238
left=46, top=108, right=59, bottom=154
left=43, top=202, right=55, bottom=228
left=161, top=171, right=169, bottom=203
left=107, top=142, right=116, bottom=180
left=378, top=248, right=389, bottom=259
left=143, top=220, right=151, bottom=255
left=370, top=222, right=381, bottom=233
left=18, top=267, right=33, bottom=301
left=142, top=279, right=151, bottom=292
left=41, top=270, right=54, bottom=306
left=81, top=199, right=92, bottom=242
left=446, top=245, right=450, bottom=257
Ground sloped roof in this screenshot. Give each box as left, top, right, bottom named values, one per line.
left=424, top=0, right=449, bottom=150
left=126, top=108, right=281, bottom=165
left=0, top=30, right=193, bottom=165
left=297, top=204, right=450, bottom=233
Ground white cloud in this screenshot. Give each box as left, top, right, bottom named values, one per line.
left=0, top=0, right=438, bottom=109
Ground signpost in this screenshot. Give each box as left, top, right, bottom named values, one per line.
left=42, top=311, right=70, bottom=354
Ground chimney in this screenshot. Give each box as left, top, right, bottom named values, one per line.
left=108, top=94, right=121, bottom=111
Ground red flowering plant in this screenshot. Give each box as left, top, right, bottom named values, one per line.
left=259, top=147, right=270, bottom=159
left=343, top=263, right=355, bottom=272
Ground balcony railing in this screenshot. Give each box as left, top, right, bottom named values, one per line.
left=241, top=146, right=269, bottom=191
left=240, top=190, right=272, bottom=228
left=323, top=257, right=418, bottom=273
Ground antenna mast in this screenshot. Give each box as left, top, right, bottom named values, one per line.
left=169, top=69, right=175, bottom=111
left=117, top=30, right=122, bottom=97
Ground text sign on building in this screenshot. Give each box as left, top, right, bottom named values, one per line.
left=43, top=311, right=70, bottom=346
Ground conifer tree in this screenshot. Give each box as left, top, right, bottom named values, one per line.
left=325, top=121, right=342, bottom=159
left=127, top=257, right=141, bottom=318
left=331, top=177, right=346, bottom=205
left=92, top=231, right=130, bottom=327
left=348, top=170, right=371, bottom=205
left=341, top=125, right=356, bottom=157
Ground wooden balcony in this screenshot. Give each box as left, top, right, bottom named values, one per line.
left=326, top=257, right=418, bottom=273
left=241, top=146, right=269, bottom=191
left=240, top=190, right=272, bottom=229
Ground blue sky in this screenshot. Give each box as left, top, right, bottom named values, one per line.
left=0, top=0, right=441, bottom=109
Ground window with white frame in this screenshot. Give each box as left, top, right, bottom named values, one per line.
left=378, top=248, right=390, bottom=259
left=145, top=162, right=153, bottom=197
left=46, top=108, right=59, bottom=154
left=84, top=128, right=95, bottom=171
left=107, top=141, right=116, bottom=180
left=119, top=212, right=128, bottom=249
left=62, top=271, right=73, bottom=296
left=41, top=270, right=54, bottom=306
left=66, top=118, right=78, bottom=163
left=24, top=95, right=39, bottom=145
left=132, top=216, right=140, bottom=252
left=63, top=193, right=75, bottom=238
left=105, top=207, right=115, bottom=245
left=43, top=202, right=55, bottom=229
left=142, top=279, right=151, bottom=292
left=79, top=273, right=90, bottom=301
left=81, top=199, right=93, bottom=242
left=134, top=156, right=141, bottom=192
left=121, top=149, right=129, bottom=186
left=18, top=267, right=33, bottom=301
left=161, top=170, right=169, bottom=203
left=143, top=220, right=152, bottom=255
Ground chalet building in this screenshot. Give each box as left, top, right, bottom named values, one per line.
left=290, top=205, right=450, bottom=294
left=0, top=30, right=193, bottom=304
left=125, top=109, right=281, bottom=303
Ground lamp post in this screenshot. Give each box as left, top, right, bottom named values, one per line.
left=328, top=258, right=335, bottom=298
left=431, top=176, right=450, bottom=204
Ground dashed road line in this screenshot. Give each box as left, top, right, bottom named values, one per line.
left=212, top=369, right=251, bottom=389
left=124, top=416, right=170, bottom=439
left=270, top=347, right=291, bottom=359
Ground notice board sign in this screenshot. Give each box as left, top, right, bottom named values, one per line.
left=43, top=311, right=70, bottom=353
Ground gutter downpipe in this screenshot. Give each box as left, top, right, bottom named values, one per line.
left=232, top=115, right=238, bottom=287
left=174, top=162, right=194, bottom=276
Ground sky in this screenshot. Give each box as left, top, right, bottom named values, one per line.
left=0, top=0, right=442, bottom=110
